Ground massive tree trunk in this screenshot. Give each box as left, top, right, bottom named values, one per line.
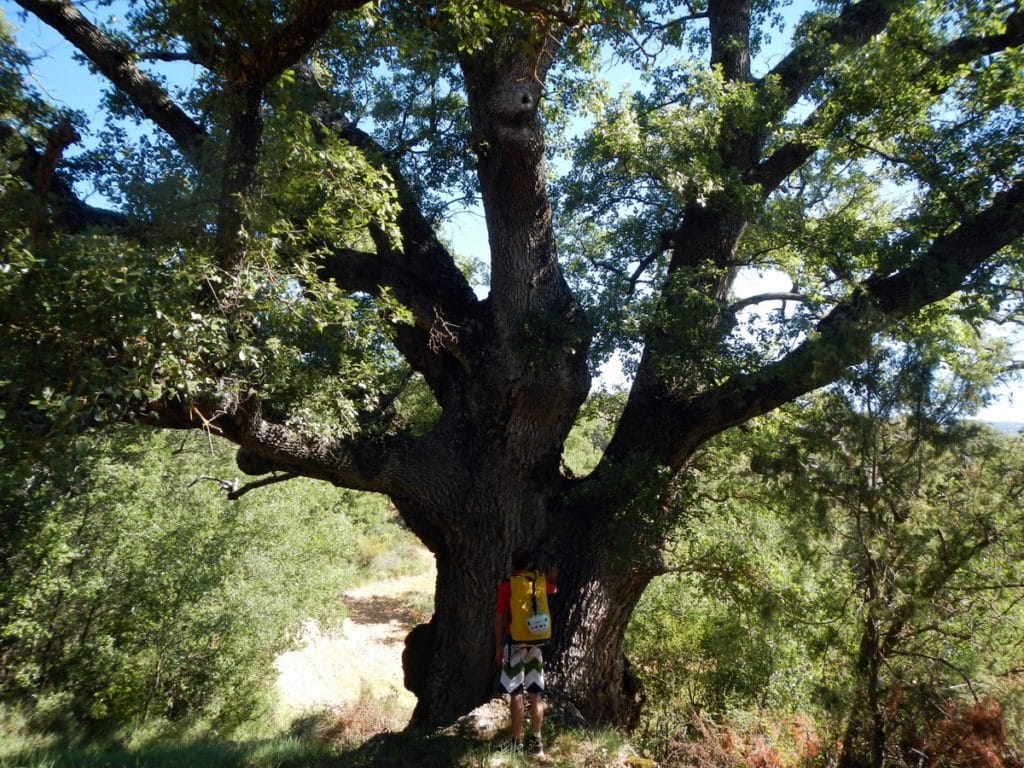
left=543, top=520, right=654, bottom=728
left=397, top=421, right=582, bottom=727
left=396, top=24, right=665, bottom=728
left=400, top=465, right=658, bottom=729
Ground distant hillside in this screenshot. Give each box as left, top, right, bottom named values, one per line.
left=989, top=421, right=1023, bottom=436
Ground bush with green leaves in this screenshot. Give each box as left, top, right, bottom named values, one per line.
left=0, top=426, right=393, bottom=733
left=626, top=419, right=825, bottom=724
left=627, top=371, right=1024, bottom=764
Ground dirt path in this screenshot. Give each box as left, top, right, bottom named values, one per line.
left=274, top=556, right=435, bottom=724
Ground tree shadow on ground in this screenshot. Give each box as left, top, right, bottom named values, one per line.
left=331, top=728, right=488, bottom=768
left=344, top=591, right=426, bottom=628
left=0, top=730, right=488, bottom=768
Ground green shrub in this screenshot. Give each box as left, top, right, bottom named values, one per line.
left=0, top=426, right=385, bottom=733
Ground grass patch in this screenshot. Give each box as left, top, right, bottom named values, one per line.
left=287, top=683, right=411, bottom=747
left=354, top=525, right=433, bottom=581
left=1, top=709, right=656, bottom=768
left=0, top=737, right=342, bottom=768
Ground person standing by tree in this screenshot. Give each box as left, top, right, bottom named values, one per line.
left=494, top=548, right=558, bottom=755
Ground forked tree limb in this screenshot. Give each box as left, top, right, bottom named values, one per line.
left=1, top=122, right=131, bottom=231
left=675, top=178, right=1024, bottom=468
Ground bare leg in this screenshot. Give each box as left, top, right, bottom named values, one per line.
left=528, top=692, right=545, bottom=753
left=528, top=692, right=544, bottom=735
left=510, top=692, right=525, bottom=743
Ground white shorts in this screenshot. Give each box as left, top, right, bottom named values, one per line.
left=500, top=643, right=544, bottom=695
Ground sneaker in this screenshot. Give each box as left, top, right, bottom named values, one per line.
left=526, top=732, right=544, bottom=756
left=503, top=739, right=523, bottom=755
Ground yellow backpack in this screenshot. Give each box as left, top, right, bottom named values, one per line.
left=508, top=572, right=551, bottom=643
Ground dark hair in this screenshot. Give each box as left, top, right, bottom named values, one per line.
left=510, top=548, right=533, bottom=571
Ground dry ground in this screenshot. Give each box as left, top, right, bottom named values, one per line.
left=273, top=549, right=435, bottom=726
left=270, top=551, right=653, bottom=766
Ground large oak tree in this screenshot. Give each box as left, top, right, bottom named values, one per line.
left=2, top=0, right=1022, bottom=728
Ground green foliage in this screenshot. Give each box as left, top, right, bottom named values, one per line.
left=556, top=0, right=1024, bottom=384
left=561, top=391, right=625, bottom=476
left=4, top=0, right=1020, bottom=440
left=628, top=369, right=1024, bottom=759
left=1, top=0, right=1022, bottom=743
left=764, top=386, right=1024, bottom=761
left=256, top=109, right=402, bottom=253
left=0, top=52, right=47, bottom=148
left=0, top=426, right=390, bottom=733
left=1, top=3, right=419, bottom=441
left=0, top=198, right=412, bottom=440
left=627, top=419, right=829, bottom=720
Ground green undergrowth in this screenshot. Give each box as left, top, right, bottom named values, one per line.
left=0, top=719, right=649, bottom=768
left=1, top=694, right=652, bottom=768
left=0, top=735, right=338, bottom=768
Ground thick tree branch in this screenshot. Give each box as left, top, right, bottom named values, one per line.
left=720, top=0, right=908, bottom=200
left=317, top=246, right=477, bottom=399
left=709, top=0, right=752, bottom=83
left=315, top=244, right=472, bottom=385
left=213, top=84, right=263, bottom=268
left=15, top=2, right=372, bottom=268
left=938, top=6, right=1024, bottom=62
left=607, top=2, right=1024, bottom=505
left=31, top=117, right=77, bottom=196
left=460, top=29, right=589, bottom=361
left=749, top=4, right=1024, bottom=194
left=232, top=0, right=371, bottom=88
left=289, top=79, right=480, bottom=327
left=145, top=394, right=426, bottom=499
left=209, top=3, right=370, bottom=267
left=315, top=246, right=392, bottom=294
left=763, top=0, right=909, bottom=114
left=325, top=122, right=482, bottom=363
left=745, top=137, right=818, bottom=193
left=658, top=3, right=901, bottom=343
left=600, top=178, right=1024, bottom=476
left=213, top=4, right=374, bottom=268
left=670, top=178, right=1024, bottom=465
left=1, top=122, right=131, bottom=231
left=225, top=405, right=370, bottom=487
left=136, top=49, right=196, bottom=63
left=316, top=241, right=474, bottom=339
left=14, top=0, right=207, bottom=165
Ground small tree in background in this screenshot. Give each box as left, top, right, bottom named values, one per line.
left=627, top=341, right=1024, bottom=767
left=774, top=366, right=1024, bottom=768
